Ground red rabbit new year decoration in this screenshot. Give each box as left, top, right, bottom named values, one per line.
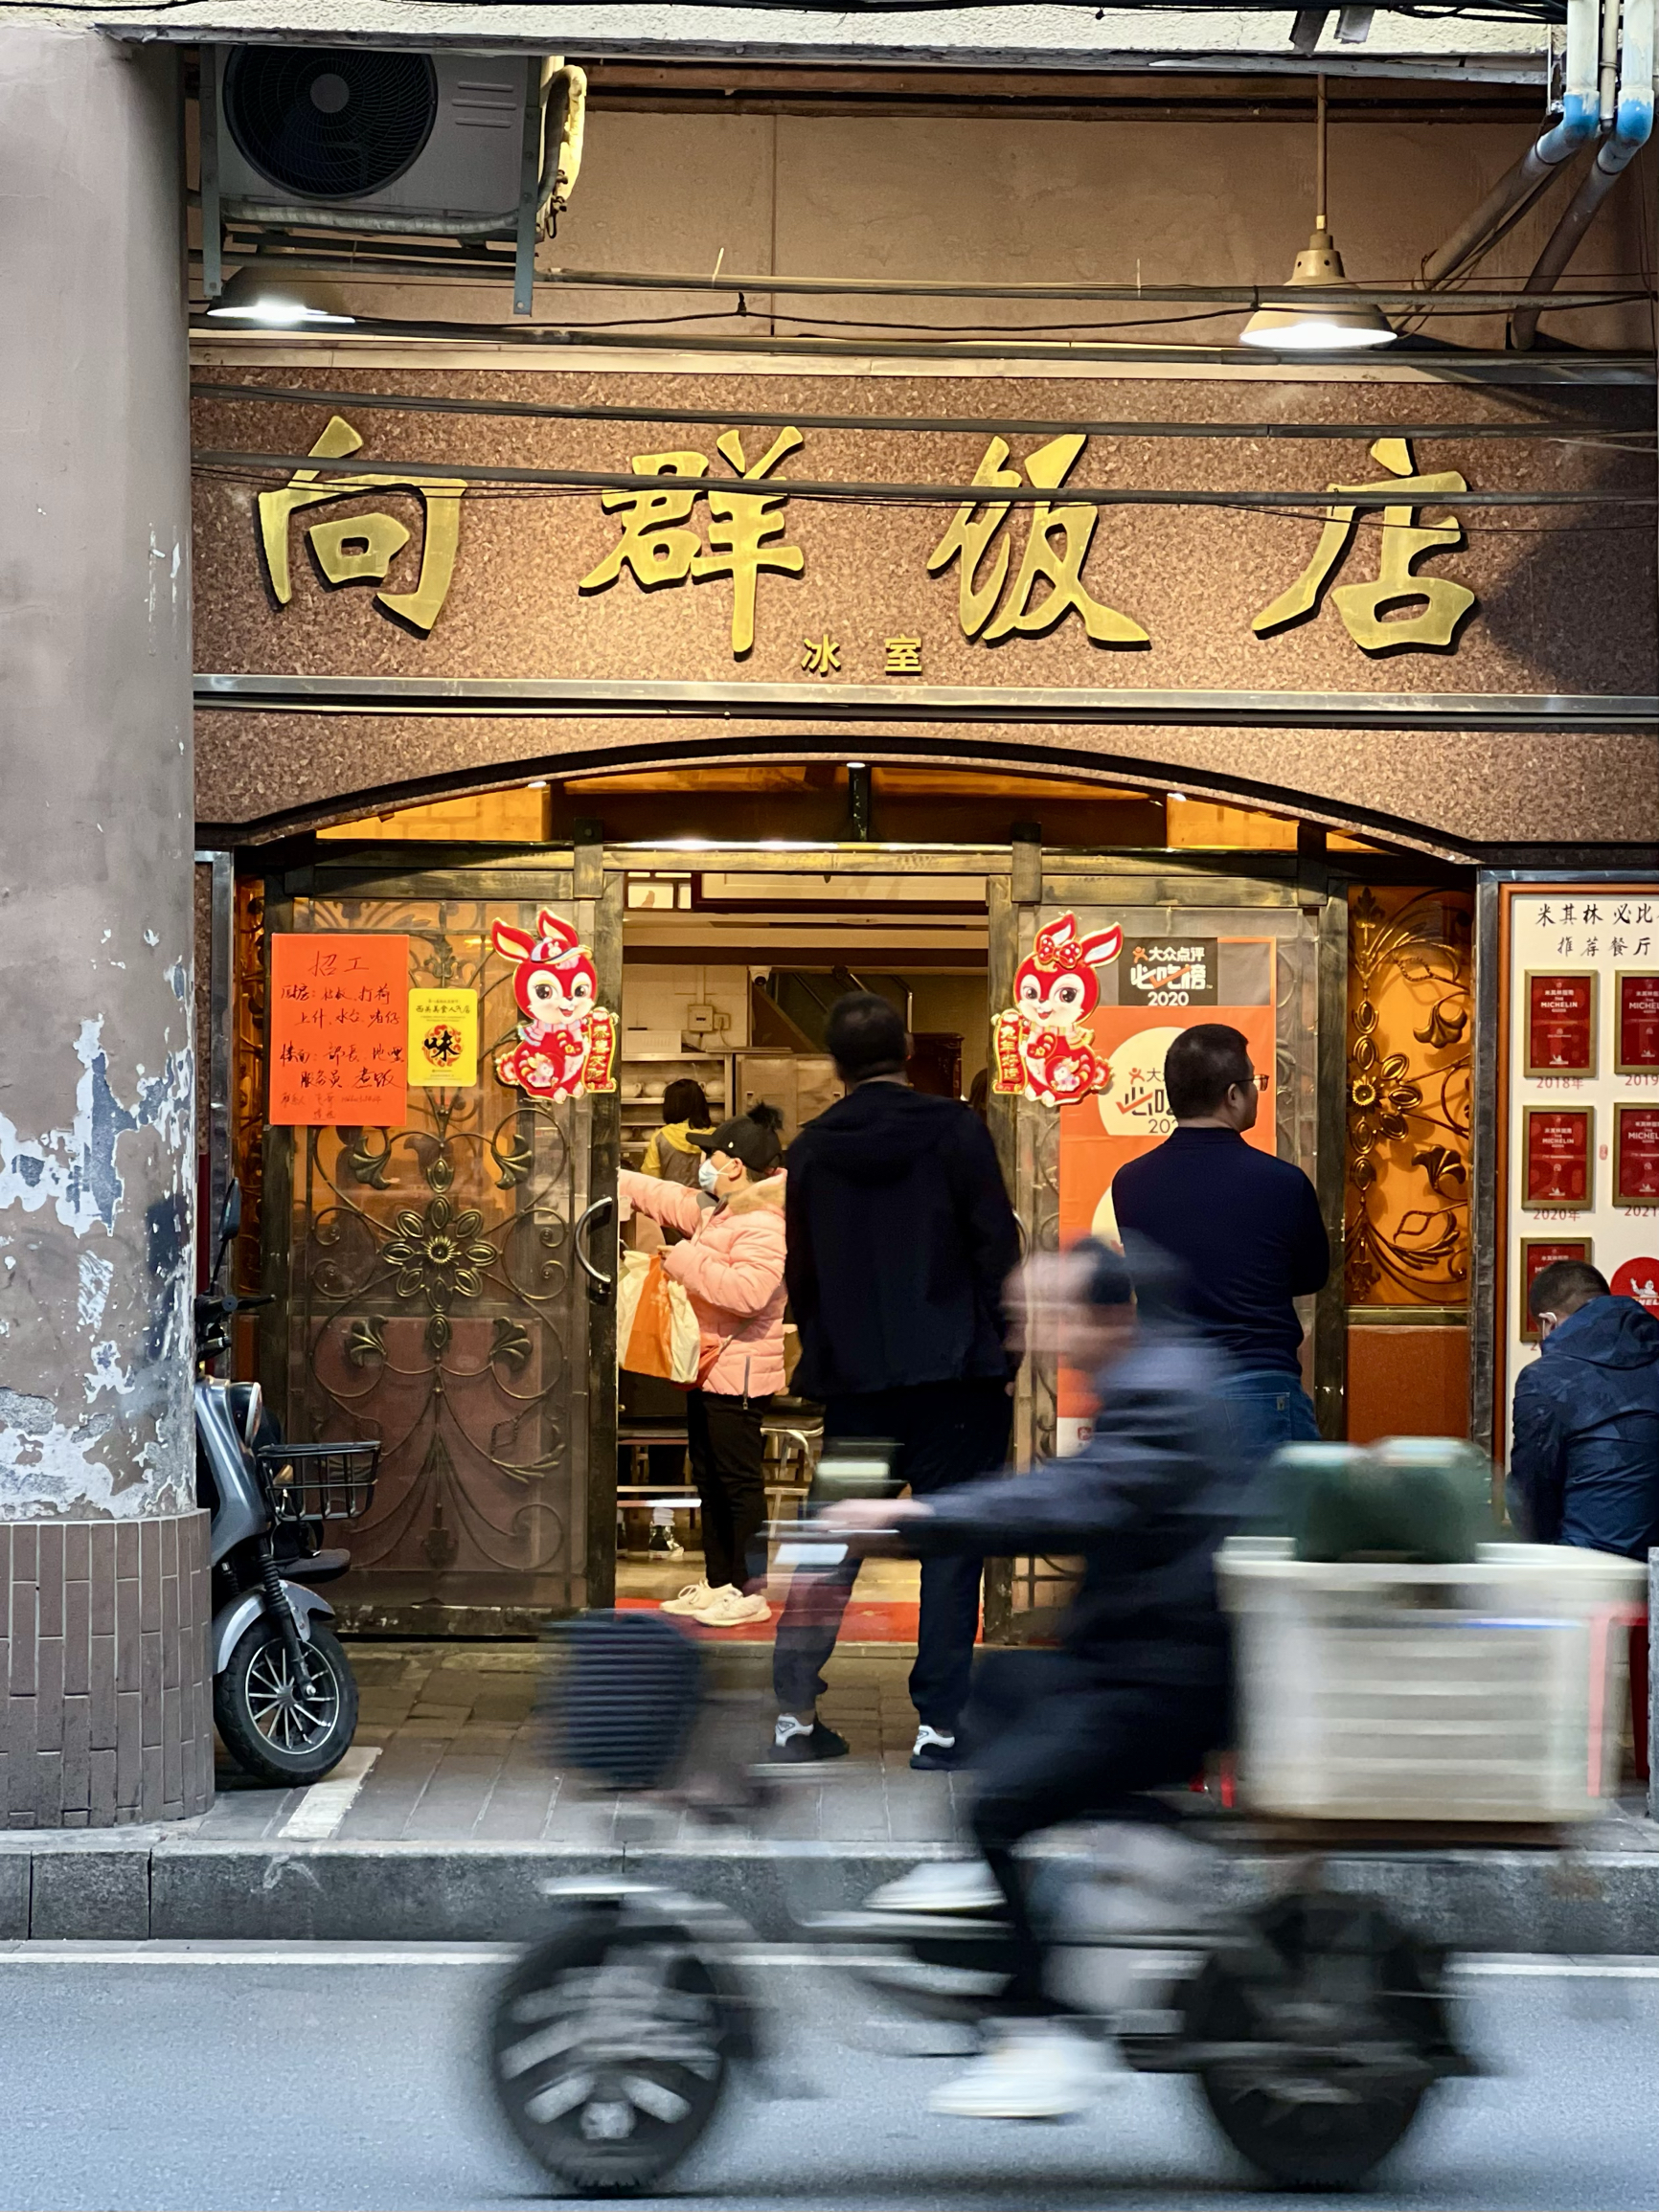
left=991, top=914, right=1123, bottom=1104
left=491, top=909, right=618, bottom=1102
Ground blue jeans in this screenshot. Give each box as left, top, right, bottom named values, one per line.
left=1218, top=1368, right=1320, bottom=1471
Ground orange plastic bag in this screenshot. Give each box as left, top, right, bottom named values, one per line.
left=619, top=1252, right=699, bottom=1384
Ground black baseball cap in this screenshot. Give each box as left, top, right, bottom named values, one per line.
left=691, top=1104, right=784, bottom=1175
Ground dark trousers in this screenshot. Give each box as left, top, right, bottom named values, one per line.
left=772, top=1378, right=1012, bottom=1730
left=685, top=1388, right=768, bottom=1591
left=964, top=1649, right=1230, bottom=2012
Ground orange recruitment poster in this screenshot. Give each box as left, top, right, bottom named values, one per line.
left=268, top=934, right=410, bottom=1126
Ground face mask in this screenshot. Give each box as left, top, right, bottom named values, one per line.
left=697, top=1156, right=721, bottom=1193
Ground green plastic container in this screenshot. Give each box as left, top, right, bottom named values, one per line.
left=1269, top=1436, right=1494, bottom=1565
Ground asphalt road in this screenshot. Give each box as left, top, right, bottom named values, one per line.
left=0, top=1945, right=1655, bottom=2212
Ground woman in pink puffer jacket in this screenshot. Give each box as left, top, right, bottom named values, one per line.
left=620, top=1104, right=786, bottom=1629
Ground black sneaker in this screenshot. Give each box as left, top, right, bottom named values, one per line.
left=910, top=1725, right=960, bottom=1772
left=770, top=1719, right=852, bottom=1764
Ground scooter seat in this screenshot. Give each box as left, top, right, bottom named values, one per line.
left=291, top=1548, right=352, bottom=1586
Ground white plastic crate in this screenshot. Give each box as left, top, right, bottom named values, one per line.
left=1217, top=1539, right=1647, bottom=1824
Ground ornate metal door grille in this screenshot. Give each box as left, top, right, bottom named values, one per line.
left=259, top=869, right=620, bottom=1635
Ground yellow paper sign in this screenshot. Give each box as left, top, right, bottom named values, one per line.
left=407, top=988, right=479, bottom=1087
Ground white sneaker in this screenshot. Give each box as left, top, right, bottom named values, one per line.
left=696, top=1587, right=772, bottom=1628
left=865, top=1860, right=1004, bottom=1916
left=659, top=1580, right=718, bottom=1617
left=928, top=2020, right=1125, bottom=2121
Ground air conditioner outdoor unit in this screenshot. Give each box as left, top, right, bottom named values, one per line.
left=202, top=44, right=585, bottom=314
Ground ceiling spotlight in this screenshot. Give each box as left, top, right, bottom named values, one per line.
left=205, top=270, right=355, bottom=327
left=1239, top=76, right=1395, bottom=353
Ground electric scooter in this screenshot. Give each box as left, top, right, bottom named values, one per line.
left=483, top=1608, right=1472, bottom=2198
left=194, top=1182, right=377, bottom=1786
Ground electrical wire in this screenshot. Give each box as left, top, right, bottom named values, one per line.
left=190, top=379, right=1659, bottom=445
left=189, top=451, right=1659, bottom=533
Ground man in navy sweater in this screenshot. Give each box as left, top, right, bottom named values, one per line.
left=1110, top=1023, right=1329, bottom=1464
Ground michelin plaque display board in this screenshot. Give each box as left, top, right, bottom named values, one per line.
left=1496, top=884, right=1659, bottom=1442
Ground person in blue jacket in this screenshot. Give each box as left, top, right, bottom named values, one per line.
left=1509, top=1258, right=1659, bottom=1560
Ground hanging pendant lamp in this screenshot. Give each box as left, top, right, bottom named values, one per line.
left=1240, top=77, right=1396, bottom=351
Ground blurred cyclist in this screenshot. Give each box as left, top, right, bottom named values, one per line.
left=820, top=1236, right=1237, bottom=2120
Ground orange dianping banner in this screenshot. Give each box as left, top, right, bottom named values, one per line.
left=268, top=934, right=410, bottom=1126
left=1056, top=959, right=1278, bottom=1421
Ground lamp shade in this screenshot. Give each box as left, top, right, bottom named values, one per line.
left=1239, top=229, right=1396, bottom=351
left=205, top=270, right=355, bottom=327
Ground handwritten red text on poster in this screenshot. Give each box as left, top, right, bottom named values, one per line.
left=269, top=934, right=409, bottom=1126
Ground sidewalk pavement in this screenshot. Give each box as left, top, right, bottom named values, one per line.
left=4, top=1642, right=1657, bottom=1949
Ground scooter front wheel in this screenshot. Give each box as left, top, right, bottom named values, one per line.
left=489, top=1911, right=738, bottom=2196
left=214, top=1616, right=358, bottom=1785
left=1190, top=1888, right=1450, bottom=2190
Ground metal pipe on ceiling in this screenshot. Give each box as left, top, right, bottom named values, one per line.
left=1513, top=0, right=1655, bottom=347
left=1420, top=0, right=1601, bottom=284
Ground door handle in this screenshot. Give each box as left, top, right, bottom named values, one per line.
left=574, top=1196, right=615, bottom=1294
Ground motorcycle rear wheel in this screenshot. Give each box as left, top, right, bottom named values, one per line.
left=1192, top=1889, right=1450, bottom=2190
left=214, top=1617, right=358, bottom=1785
left=489, top=1912, right=737, bottom=2195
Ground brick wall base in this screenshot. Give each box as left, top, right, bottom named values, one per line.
left=1, top=1512, right=214, bottom=1827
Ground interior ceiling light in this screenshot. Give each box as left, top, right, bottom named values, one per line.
left=205, top=270, right=355, bottom=327
left=1239, top=76, right=1395, bottom=352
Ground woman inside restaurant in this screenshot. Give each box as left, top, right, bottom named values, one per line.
left=620, top=1103, right=787, bottom=1629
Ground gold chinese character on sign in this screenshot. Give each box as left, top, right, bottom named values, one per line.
left=802, top=633, right=841, bottom=676
left=927, top=435, right=1148, bottom=648
left=257, top=416, right=466, bottom=635
left=883, top=635, right=923, bottom=675
left=580, top=427, right=806, bottom=658
left=1252, top=437, right=1477, bottom=654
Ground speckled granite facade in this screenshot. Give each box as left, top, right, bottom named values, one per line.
left=189, top=364, right=1658, bottom=853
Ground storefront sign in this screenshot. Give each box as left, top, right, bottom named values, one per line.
left=1525, top=972, right=1597, bottom=1076
left=1614, top=1102, right=1659, bottom=1205
left=408, top=987, right=479, bottom=1088
left=258, top=417, right=466, bottom=635
left=991, top=914, right=1123, bottom=1103
left=1617, top=970, right=1659, bottom=1071
left=199, top=375, right=1657, bottom=702
left=1522, top=1105, right=1593, bottom=1208
left=1519, top=1236, right=1594, bottom=1341
left=490, top=910, right=618, bottom=1102
left=268, top=933, right=408, bottom=1125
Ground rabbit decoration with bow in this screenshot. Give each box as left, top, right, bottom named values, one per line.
left=491, top=910, right=618, bottom=1101
left=991, top=914, right=1123, bottom=1105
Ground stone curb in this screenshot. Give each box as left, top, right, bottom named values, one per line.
left=2, top=1836, right=1657, bottom=1950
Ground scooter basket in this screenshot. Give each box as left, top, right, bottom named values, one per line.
left=258, top=1441, right=379, bottom=1524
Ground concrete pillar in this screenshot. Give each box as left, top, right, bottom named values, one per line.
left=0, top=33, right=212, bottom=1825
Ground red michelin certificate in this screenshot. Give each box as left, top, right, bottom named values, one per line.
left=1617, top=972, right=1659, bottom=1072
left=1522, top=1105, right=1594, bottom=1208
left=1614, top=1103, right=1659, bottom=1205
left=1525, top=972, right=1597, bottom=1075
left=1519, top=1236, right=1593, bottom=1339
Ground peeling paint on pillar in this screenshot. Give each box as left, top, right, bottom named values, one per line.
left=0, top=999, right=196, bottom=1520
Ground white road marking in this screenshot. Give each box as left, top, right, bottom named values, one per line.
left=275, top=1745, right=381, bottom=1840
left=0, top=1943, right=1653, bottom=1976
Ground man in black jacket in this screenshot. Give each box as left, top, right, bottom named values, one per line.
left=772, top=993, right=1020, bottom=1769
left=823, top=1237, right=1236, bottom=2119
left=1509, top=1258, right=1659, bottom=1559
